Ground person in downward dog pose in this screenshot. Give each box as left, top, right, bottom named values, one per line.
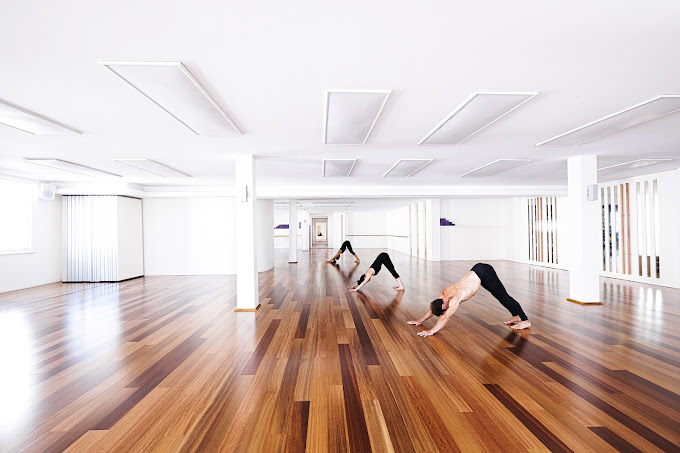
left=349, top=252, right=404, bottom=292
left=328, top=240, right=360, bottom=264
left=408, top=263, right=530, bottom=336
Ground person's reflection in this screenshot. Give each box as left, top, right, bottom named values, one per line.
left=330, top=261, right=360, bottom=282
left=478, top=329, right=531, bottom=380
left=355, top=290, right=403, bottom=321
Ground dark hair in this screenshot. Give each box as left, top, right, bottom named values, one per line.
left=356, top=274, right=365, bottom=286
left=430, top=299, right=445, bottom=316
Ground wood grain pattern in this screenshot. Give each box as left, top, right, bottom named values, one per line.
left=0, top=249, right=679, bottom=452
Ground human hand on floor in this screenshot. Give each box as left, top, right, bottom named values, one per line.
left=417, top=330, right=434, bottom=337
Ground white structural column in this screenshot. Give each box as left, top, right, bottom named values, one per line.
left=289, top=200, right=298, bottom=263
left=301, top=211, right=310, bottom=251
left=234, top=154, right=260, bottom=311
left=256, top=199, right=274, bottom=272
left=567, top=155, right=600, bottom=303
left=425, top=199, right=441, bottom=261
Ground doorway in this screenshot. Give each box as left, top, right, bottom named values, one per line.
left=312, top=217, right=328, bottom=248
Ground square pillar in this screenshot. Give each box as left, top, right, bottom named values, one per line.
left=425, top=199, right=441, bottom=261
left=301, top=211, right=310, bottom=251
left=235, top=154, right=259, bottom=311
left=289, top=200, right=298, bottom=263
left=567, top=155, right=601, bottom=304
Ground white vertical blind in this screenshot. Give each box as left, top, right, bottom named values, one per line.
left=63, top=196, right=119, bottom=282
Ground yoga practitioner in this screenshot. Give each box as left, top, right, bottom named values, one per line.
left=328, top=240, right=360, bottom=264
left=408, top=263, right=530, bottom=336
left=349, top=252, right=404, bottom=292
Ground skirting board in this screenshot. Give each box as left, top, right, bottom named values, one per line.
left=234, top=304, right=261, bottom=312
left=566, top=298, right=603, bottom=306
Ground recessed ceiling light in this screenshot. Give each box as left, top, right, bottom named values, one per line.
left=114, top=159, right=189, bottom=177
left=460, top=159, right=532, bottom=177
left=537, top=95, right=680, bottom=146
left=100, top=61, right=242, bottom=136
left=323, top=90, right=391, bottom=145
left=0, top=99, right=80, bottom=135
left=383, top=159, right=434, bottom=177
left=419, top=92, right=538, bottom=145
left=598, top=158, right=672, bottom=174
left=322, top=159, right=356, bottom=177
left=24, top=159, right=120, bottom=177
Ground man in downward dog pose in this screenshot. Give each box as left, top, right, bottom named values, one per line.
left=349, top=252, right=404, bottom=292
left=408, top=263, right=530, bottom=336
left=328, top=240, right=360, bottom=264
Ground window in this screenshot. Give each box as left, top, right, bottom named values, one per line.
left=0, top=179, right=35, bottom=253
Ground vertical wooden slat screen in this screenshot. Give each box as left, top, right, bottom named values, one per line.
left=601, top=178, right=659, bottom=280
left=553, top=197, right=558, bottom=264
left=625, top=183, right=631, bottom=274
left=527, top=197, right=558, bottom=265
left=653, top=180, right=660, bottom=278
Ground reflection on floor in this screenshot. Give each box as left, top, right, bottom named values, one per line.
left=0, top=249, right=678, bottom=452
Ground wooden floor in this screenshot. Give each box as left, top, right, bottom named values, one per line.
left=1, top=249, right=679, bottom=452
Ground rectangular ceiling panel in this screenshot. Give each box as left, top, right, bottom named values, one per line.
left=537, top=95, right=680, bottom=146
left=419, top=92, right=538, bottom=145
left=114, top=159, right=189, bottom=177
left=322, top=159, right=356, bottom=177
left=383, top=159, right=433, bottom=177
left=460, top=158, right=532, bottom=177
left=24, top=159, right=120, bottom=177
left=0, top=100, right=80, bottom=135
left=101, top=61, right=242, bottom=135
left=324, top=90, right=391, bottom=144
left=598, top=158, right=672, bottom=174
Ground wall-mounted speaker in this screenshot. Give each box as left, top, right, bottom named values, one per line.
left=39, top=183, right=56, bottom=200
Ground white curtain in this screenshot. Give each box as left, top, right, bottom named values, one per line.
left=62, top=196, right=118, bottom=282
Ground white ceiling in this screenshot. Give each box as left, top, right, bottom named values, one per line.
left=1, top=0, right=679, bottom=197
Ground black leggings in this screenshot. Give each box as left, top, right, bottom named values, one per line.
left=357, top=253, right=399, bottom=285
left=471, top=263, right=528, bottom=321
left=339, top=241, right=355, bottom=255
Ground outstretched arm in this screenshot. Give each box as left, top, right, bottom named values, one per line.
left=417, top=299, right=460, bottom=337
left=407, top=310, right=433, bottom=325
left=349, top=272, right=371, bottom=292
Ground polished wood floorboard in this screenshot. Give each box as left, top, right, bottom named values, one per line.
left=1, top=249, right=679, bottom=452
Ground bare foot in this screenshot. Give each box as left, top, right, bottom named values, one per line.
left=504, top=315, right=521, bottom=325
left=393, top=286, right=405, bottom=291
left=511, top=320, right=531, bottom=330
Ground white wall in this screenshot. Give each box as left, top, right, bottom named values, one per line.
left=387, top=206, right=410, bottom=255
left=117, top=197, right=144, bottom=280
left=347, top=212, right=388, bottom=249
left=440, top=198, right=513, bottom=261
left=143, top=198, right=236, bottom=275
left=0, top=196, right=62, bottom=293
left=664, top=169, right=680, bottom=288
left=274, top=211, right=291, bottom=249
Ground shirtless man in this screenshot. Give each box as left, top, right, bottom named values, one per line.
left=408, top=263, right=530, bottom=336
left=349, top=252, right=405, bottom=292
